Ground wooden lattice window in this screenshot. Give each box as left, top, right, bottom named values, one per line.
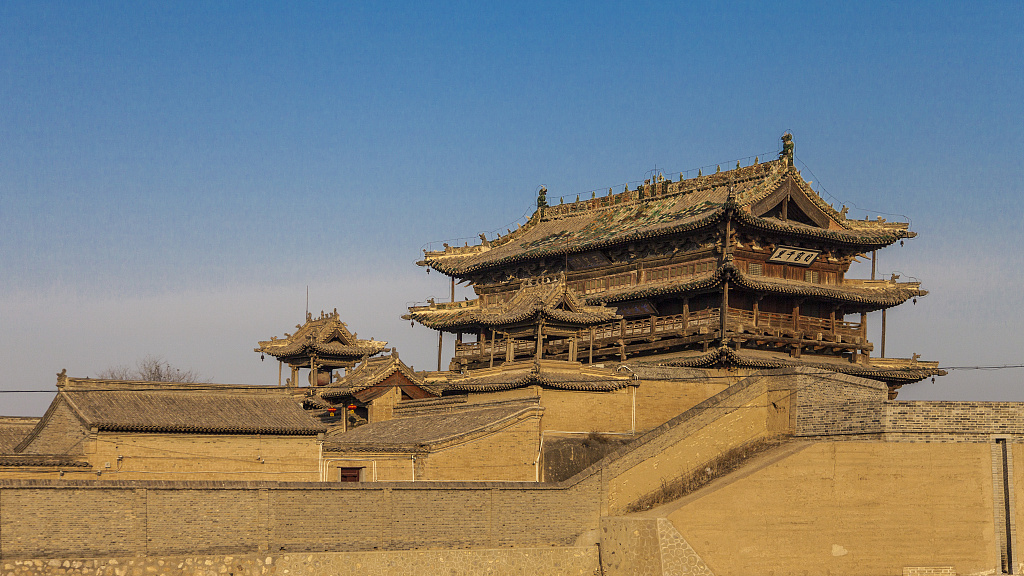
left=749, top=262, right=763, bottom=276
left=804, top=270, right=820, bottom=283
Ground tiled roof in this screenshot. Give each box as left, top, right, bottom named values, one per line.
left=583, top=263, right=925, bottom=309
left=256, top=310, right=388, bottom=362
left=0, top=455, right=90, bottom=467
left=0, top=417, right=40, bottom=454
left=49, top=379, right=326, bottom=435
left=431, top=360, right=636, bottom=393
left=641, top=346, right=945, bottom=384
left=422, top=160, right=913, bottom=277
left=323, top=403, right=542, bottom=453
left=315, top=352, right=442, bottom=400
left=405, top=275, right=620, bottom=331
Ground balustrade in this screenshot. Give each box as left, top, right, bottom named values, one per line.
left=450, top=307, right=865, bottom=364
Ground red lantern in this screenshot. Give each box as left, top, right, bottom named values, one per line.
left=348, top=404, right=357, bottom=411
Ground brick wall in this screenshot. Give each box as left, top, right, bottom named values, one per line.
left=886, top=401, right=1024, bottom=442
left=0, top=477, right=603, bottom=559
left=420, top=414, right=541, bottom=481
left=19, top=400, right=89, bottom=456
left=538, top=389, right=633, bottom=433
left=0, top=548, right=601, bottom=576
left=89, top=434, right=321, bottom=481
left=790, top=370, right=887, bottom=438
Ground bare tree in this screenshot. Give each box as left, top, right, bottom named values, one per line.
left=96, top=355, right=206, bottom=383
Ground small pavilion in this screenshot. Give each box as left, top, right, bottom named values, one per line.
left=255, top=309, right=388, bottom=387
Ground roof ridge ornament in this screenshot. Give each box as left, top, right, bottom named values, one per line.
left=780, top=132, right=794, bottom=167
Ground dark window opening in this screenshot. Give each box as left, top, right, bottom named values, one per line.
left=338, top=467, right=362, bottom=482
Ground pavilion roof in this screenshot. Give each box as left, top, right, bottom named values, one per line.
left=583, top=262, right=927, bottom=311
left=641, top=346, right=946, bottom=385
left=256, top=310, right=388, bottom=364
left=425, top=359, right=636, bottom=393
left=421, top=159, right=914, bottom=277
left=404, top=275, right=620, bottom=332
left=314, top=352, right=442, bottom=401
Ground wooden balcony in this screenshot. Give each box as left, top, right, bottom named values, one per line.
left=452, top=306, right=870, bottom=369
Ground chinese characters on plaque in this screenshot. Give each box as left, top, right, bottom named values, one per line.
left=767, top=246, right=820, bottom=267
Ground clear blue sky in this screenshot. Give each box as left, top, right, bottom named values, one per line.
left=2, top=1, right=1022, bottom=415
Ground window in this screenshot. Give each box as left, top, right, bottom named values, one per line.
left=804, top=270, right=820, bottom=283
left=749, top=262, right=763, bottom=276
left=338, top=467, right=362, bottom=482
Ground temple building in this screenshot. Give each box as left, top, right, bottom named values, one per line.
left=407, top=134, right=944, bottom=396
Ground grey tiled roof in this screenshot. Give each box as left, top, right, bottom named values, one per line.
left=50, top=379, right=326, bottom=435
left=323, top=403, right=542, bottom=452
left=0, top=417, right=40, bottom=454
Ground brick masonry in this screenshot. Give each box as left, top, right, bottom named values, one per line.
left=0, top=549, right=600, bottom=576
left=0, top=478, right=603, bottom=559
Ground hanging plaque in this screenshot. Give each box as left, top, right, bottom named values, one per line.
left=767, top=246, right=820, bottom=267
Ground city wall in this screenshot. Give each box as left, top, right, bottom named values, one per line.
left=5, top=368, right=1024, bottom=574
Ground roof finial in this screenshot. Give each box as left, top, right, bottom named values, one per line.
left=780, top=132, right=794, bottom=167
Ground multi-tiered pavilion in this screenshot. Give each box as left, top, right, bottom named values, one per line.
left=407, top=135, right=944, bottom=394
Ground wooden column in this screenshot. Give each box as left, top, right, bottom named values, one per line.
left=535, top=320, right=545, bottom=360
left=489, top=329, right=496, bottom=368
left=289, top=365, right=298, bottom=388
left=506, top=336, right=515, bottom=363
left=278, top=361, right=282, bottom=386
left=589, top=326, right=595, bottom=364
left=881, top=309, right=887, bottom=358
left=437, top=331, right=443, bottom=371
left=683, top=297, right=690, bottom=332
left=860, top=312, right=869, bottom=364
left=720, top=280, right=729, bottom=342
left=871, top=250, right=877, bottom=280
left=753, top=296, right=760, bottom=328
left=792, top=299, right=801, bottom=332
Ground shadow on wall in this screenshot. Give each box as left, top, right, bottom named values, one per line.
left=543, top=433, right=634, bottom=482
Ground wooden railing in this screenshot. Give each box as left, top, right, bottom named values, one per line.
left=452, top=307, right=866, bottom=362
